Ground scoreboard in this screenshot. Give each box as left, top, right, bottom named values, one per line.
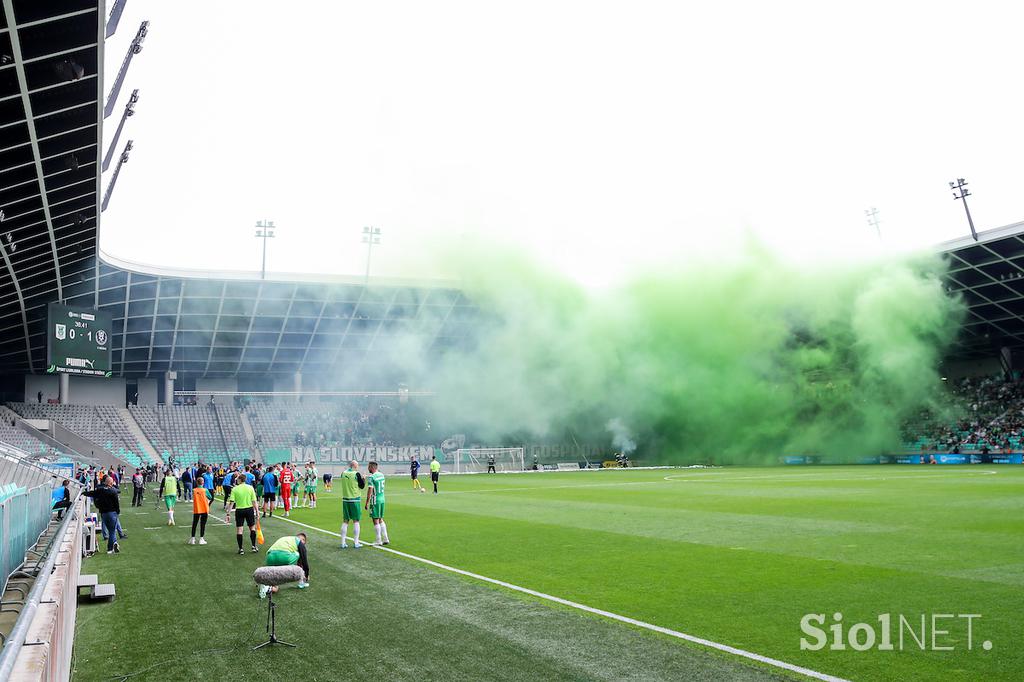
left=45, top=303, right=112, bottom=377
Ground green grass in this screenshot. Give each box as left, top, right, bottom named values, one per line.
left=72, top=466, right=1023, bottom=681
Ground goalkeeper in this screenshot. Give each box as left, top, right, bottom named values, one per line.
left=259, top=532, right=310, bottom=598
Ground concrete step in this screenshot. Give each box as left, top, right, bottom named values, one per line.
left=91, top=583, right=116, bottom=600
left=120, top=407, right=162, bottom=466
left=239, top=408, right=256, bottom=448
left=77, top=574, right=98, bottom=592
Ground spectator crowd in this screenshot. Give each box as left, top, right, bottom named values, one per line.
left=903, top=375, right=1024, bottom=452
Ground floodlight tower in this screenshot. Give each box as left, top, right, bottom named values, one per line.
left=865, top=207, right=881, bottom=239
left=949, top=178, right=978, bottom=241
left=362, top=226, right=381, bottom=286
left=255, top=220, right=275, bottom=280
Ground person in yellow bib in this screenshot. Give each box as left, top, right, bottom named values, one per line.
left=339, top=460, right=365, bottom=549
left=429, top=455, right=441, bottom=494
left=259, top=533, right=310, bottom=598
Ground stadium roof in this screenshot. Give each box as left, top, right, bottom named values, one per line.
left=0, top=1, right=102, bottom=373
left=939, top=219, right=1024, bottom=360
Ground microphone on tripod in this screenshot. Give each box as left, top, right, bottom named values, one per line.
left=252, top=565, right=305, bottom=650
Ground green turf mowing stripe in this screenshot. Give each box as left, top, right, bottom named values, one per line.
left=272, top=515, right=850, bottom=682
left=74, top=495, right=790, bottom=681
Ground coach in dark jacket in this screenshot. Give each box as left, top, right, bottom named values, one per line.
left=84, top=477, right=121, bottom=554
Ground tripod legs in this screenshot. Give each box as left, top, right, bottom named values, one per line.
left=252, top=592, right=296, bottom=650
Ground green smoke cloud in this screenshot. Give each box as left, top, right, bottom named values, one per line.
left=394, top=243, right=963, bottom=464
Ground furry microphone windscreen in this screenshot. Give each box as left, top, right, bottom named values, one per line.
left=253, top=565, right=305, bottom=586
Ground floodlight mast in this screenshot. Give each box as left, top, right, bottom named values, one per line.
left=104, top=21, right=148, bottom=118
left=362, top=226, right=381, bottom=286
left=102, top=89, right=138, bottom=172
left=101, top=140, right=133, bottom=212
left=949, top=178, right=977, bottom=241
left=865, top=207, right=881, bottom=239
left=255, top=220, right=275, bottom=280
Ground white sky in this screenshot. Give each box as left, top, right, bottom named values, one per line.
left=100, top=1, right=1024, bottom=286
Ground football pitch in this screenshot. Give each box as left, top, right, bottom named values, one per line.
left=72, top=466, right=1022, bottom=681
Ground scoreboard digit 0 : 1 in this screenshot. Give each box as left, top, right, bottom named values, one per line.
left=46, top=303, right=112, bottom=377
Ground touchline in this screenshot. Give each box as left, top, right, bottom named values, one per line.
left=800, top=613, right=992, bottom=652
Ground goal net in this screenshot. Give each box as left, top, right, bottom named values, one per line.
left=452, top=448, right=525, bottom=473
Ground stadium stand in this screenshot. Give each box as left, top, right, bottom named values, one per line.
left=0, top=409, right=68, bottom=461
left=246, top=398, right=435, bottom=449
left=129, top=404, right=250, bottom=465
left=902, top=375, right=1024, bottom=452
left=7, top=404, right=151, bottom=467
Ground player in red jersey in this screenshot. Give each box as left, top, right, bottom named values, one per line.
left=280, top=463, right=295, bottom=518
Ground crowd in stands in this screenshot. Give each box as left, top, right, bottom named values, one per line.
left=903, top=375, right=1024, bottom=452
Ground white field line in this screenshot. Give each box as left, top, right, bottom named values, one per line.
left=429, top=480, right=666, bottom=495
left=663, top=470, right=1000, bottom=483
left=271, top=515, right=849, bottom=682
left=396, top=469, right=1000, bottom=498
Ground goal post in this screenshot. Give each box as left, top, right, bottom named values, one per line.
left=453, top=447, right=525, bottom=473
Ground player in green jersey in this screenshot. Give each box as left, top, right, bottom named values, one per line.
left=302, top=461, right=319, bottom=508
left=364, top=461, right=389, bottom=546
left=339, top=460, right=365, bottom=549
left=161, top=469, right=178, bottom=525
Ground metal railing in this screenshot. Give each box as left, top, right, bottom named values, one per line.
left=0, top=496, right=83, bottom=680
left=0, top=443, right=65, bottom=489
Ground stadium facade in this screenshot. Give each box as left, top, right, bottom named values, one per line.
left=0, top=1, right=1020, bottom=455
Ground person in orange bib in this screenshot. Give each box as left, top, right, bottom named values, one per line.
left=188, top=475, right=214, bottom=545
left=280, top=463, right=294, bottom=518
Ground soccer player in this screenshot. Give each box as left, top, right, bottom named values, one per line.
left=429, top=455, right=441, bottom=494
left=339, top=460, right=365, bottom=548
left=365, top=461, right=389, bottom=545
left=226, top=472, right=260, bottom=555
left=303, top=461, right=319, bottom=509
left=259, top=533, right=310, bottom=598
left=323, top=471, right=333, bottom=492
left=221, top=465, right=235, bottom=510
left=261, top=466, right=278, bottom=518
left=280, top=463, right=294, bottom=518
left=255, top=463, right=264, bottom=500
left=486, top=453, right=496, bottom=474
left=410, top=455, right=423, bottom=492
left=161, top=468, right=178, bottom=525
left=291, top=465, right=301, bottom=509
left=188, top=479, right=214, bottom=545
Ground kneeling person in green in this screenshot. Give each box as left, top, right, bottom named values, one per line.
left=260, top=533, right=310, bottom=598
left=339, top=460, right=365, bottom=549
